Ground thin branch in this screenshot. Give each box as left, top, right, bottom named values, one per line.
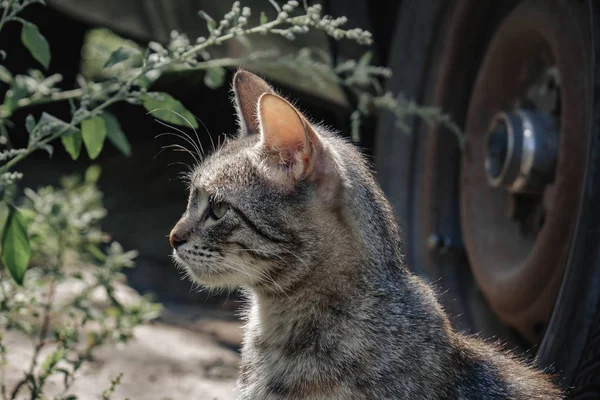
left=9, top=277, right=56, bottom=400
left=0, top=94, right=123, bottom=175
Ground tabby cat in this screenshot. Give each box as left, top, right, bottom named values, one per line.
left=169, top=70, right=562, bottom=399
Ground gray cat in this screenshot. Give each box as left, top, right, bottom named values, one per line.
left=169, top=70, right=562, bottom=399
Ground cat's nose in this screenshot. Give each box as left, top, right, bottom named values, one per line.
left=169, top=230, right=187, bottom=249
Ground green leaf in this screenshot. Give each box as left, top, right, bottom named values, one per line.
left=86, top=244, right=106, bottom=262
left=17, top=208, right=36, bottom=224
left=38, top=112, right=79, bottom=135
left=3, top=79, right=29, bottom=116
left=81, top=116, right=107, bottom=160
left=103, top=46, right=142, bottom=69
left=41, top=348, right=66, bottom=378
left=84, top=164, right=102, bottom=184
left=204, top=67, right=226, bottom=89
left=142, top=93, right=199, bottom=129
left=1, top=207, right=31, bottom=285
left=34, top=143, right=53, bottom=157
left=0, top=202, right=10, bottom=250
left=25, top=114, right=36, bottom=134
left=260, top=11, right=268, bottom=25
left=358, top=51, right=373, bottom=68
left=198, top=11, right=217, bottom=34
left=102, top=113, right=131, bottom=156
left=353, top=51, right=373, bottom=86
left=21, top=22, right=51, bottom=69
left=35, top=113, right=81, bottom=159
left=61, top=131, right=82, bottom=160
left=0, top=65, right=12, bottom=84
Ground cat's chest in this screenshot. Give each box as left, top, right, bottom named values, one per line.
left=236, top=316, right=364, bottom=399
left=237, top=335, right=360, bottom=400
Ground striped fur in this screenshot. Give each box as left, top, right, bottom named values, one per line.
left=170, top=71, right=562, bottom=399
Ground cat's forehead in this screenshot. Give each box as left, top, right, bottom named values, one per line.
left=191, top=139, right=259, bottom=194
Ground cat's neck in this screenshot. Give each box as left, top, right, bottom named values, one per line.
left=247, top=134, right=409, bottom=328
left=247, top=249, right=407, bottom=331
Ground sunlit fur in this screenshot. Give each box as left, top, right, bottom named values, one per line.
left=170, top=71, right=562, bottom=399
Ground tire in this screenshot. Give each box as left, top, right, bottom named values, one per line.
left=375, top=0, right=600, bottom=394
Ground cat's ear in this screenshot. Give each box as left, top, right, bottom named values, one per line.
left=257, top=93, right=323, bottom=183
left=233, top=70, right=274, bottom=136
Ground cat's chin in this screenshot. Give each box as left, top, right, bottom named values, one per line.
left=186, top=267, right=235, bottom=288
left=173, top=256, right=242, bottom=289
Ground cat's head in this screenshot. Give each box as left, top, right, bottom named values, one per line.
left=169, top=70, right=353, bottom=293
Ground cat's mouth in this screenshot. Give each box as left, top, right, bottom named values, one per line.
left=172, top=247, right=212, bottom=272
left=173, top=250, right=224, bottom=285
left=172, top=246, right=255, bottom=288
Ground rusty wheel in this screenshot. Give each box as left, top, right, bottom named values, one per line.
left=460, top=0, right=590, bottom=343
left=376, top=0, right=600, bottom=392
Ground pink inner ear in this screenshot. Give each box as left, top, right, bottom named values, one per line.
left=258, top=94, right=310, bottom=162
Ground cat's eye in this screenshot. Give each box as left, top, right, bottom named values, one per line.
left=209, top=200, right=229, bottom=220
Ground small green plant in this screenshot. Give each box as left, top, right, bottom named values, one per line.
left=0, top=0, right=462, bottom=182
left=0, top=1, right=462, bottom=398
left=0, top=0, right=462, bottom=286
left=0, top=166, right=161, bottom=400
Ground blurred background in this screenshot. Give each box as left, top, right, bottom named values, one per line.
left=1, top=0, right=600, bottom=399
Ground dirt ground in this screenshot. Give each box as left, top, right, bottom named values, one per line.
left=3, top=281, right=244, bottom=400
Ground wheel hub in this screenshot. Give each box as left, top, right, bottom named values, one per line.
left=485, top=110, right=558, bottom=194
left=460, top=0, right=590, bottom=342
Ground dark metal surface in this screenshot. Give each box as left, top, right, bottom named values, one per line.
left=536, top=0, right=600, bottom=387
left=376, top=0, right=600, bottom=388
left=375, top=0, right=449, bottom=275
left=417, top=0, right=505, bottom=336
left=378, top=0, right=522, bottom=338
left=460, top=0, right=591, bottom=342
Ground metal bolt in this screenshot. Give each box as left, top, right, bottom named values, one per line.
left=428, top=234, right=464, bottom=255
left=427, top=234, right=451, bottom=253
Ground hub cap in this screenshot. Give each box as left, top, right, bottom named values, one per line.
left=460, top=0, right=590, bottom=342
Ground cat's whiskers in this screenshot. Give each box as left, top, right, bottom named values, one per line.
left=148, top=108, right=206, bottom=158
left=164, top=158, right=194, bottom=179
left=192, top=114, right=216, bottom=154
left=222, top=247, right=302, bottom=295
left=155, top=128, right=203, bottom=162
left=237, top=246, right=309, bottom=269
left=153, top=145, right=196, bottom=168
left=233, top=261, right=290, bottom=299
left=174, top=169, right=193, bottom=184
left=160, top=143, right=200, bottom=164
left=213, top=255, right=263, bottom=281
left=224, top=247, right=292, bottom=268
left=220, top=264, right=245, bottom=290
left=214, top=257, right=260, bottom=286
left=279, top=248, right=309, bottom=269
left=173, top=255, right=200, bottom=293
left=213, top=255, right=289, bottom=297
left=223, top=246, right=309, bottom=273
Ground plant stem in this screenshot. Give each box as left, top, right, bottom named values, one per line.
left=0, top=17, right=291, bottom=172
left=175, top=18, right=285, bottom=66
left=0, top=0, right=13, bottom=34
left=0, top=82, right=123, bottom=119
left=0, top=94, right=123, bottom=175
left=0, top=274, right=11, bottom=400
left=0, top=337, right=7, bottom=400
left=9, top=276, right=56, bottom=400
